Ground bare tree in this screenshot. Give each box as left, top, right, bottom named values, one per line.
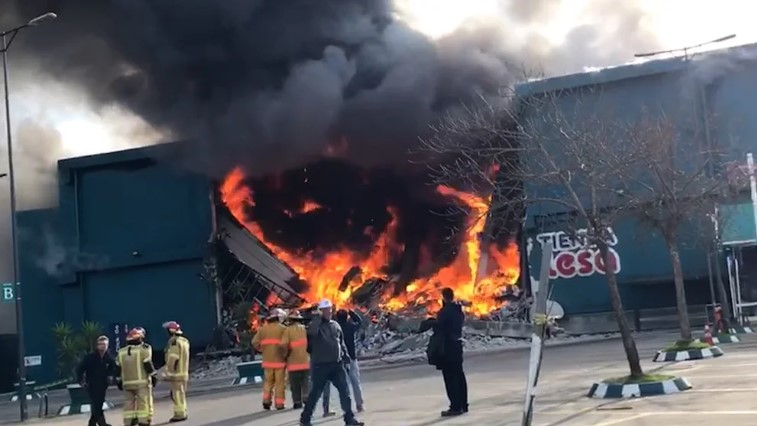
left=619, top=112, right=732, bottom=340
left=422, top=89, right=647, bottom=378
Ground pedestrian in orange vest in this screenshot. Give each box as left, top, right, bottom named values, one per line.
left=252, top=308, right=287, bottom=410
left=282, top=310, right=310, bottom=409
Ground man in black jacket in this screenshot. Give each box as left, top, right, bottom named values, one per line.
left=77, top=336, right=116, bottom=426
left=422, top=288, right=468, bottom=417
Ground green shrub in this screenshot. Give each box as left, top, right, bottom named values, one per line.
left=662, top=339, right=711, bottom=352
left=51, top=321, right=103, bottom=381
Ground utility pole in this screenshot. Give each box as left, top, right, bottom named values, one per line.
left=521, top=240, right=553, bottom=426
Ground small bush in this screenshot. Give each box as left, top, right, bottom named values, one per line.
left=662, top=339, right=711, bottom=352
left=51, top=321, right=103, bottom=381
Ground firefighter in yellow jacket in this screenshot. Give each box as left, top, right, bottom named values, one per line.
left=252, top=308, right=287, bottom=410
left=115, top=327, right=157, bottom=426
left=281, top=310, right=310, bottom=409
left=162, top=321, right=190, bottom=422
left=133, top=327, right=155, bottom=420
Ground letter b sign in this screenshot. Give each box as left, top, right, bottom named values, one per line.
left=1, top=283, right=14, bottom=303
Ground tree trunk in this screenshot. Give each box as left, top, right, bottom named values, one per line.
left=712, top=245, right=732, bottom=330
left=665, top=234, right=691, bottom=340
left=599, top=242, right=644, bottom=377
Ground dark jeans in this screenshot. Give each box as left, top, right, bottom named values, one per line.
left=440, top=341, right=468, bottom=411
left=301, top=362, right=355, bottom=424
left=87, top=387, right=108, bottom=426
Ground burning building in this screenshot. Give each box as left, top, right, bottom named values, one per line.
left=218, top=161, right=521, bottom=317
left=11, top=142, right=523, bottom=385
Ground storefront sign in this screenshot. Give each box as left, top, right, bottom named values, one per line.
left=535, top=228, right=621, bottom=279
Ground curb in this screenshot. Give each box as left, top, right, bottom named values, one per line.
left=57, top=401, right=115, bottom=416
left=9, top=394, right=35, bottom=402
left=653, top=346, right=724, bottom=362
left=232, top=376, right=263, bottom=386
left=587, top=377, right=691, bottom=398
left=695, top=334, right=740, bottom=344
left=728, top=326, right=754, bottom=334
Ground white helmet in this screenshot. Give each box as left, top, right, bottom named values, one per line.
left=318, top=299, right=333, bottom=309
left=268, top=308, right=286, bottom=320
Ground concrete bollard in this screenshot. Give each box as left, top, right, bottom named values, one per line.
left=57, top=384, right=114, bottom=416
left=232, top=360, right=264, bottom=385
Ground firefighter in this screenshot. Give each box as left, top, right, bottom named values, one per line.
left=162, top=321, right=190, bottom=422
left=133, top=327, right=155, bottom=420
left=252, top=308, right=287, bottom=410
left=115, top=328, right=157, bottom=426
left=282, top=310, right=310, bottom=409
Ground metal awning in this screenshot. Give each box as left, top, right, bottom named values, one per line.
left=217, top=215, right=299, bottom=297
left=720, top=202, right=757, bottom=247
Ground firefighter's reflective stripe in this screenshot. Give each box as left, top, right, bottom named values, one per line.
left=261, top=361, right=286, bottom=368
left=261, top=338, right=281, bottom=345
left=289, top=338, right=306, bottom=348
left=287, top=363, right=310, bottom=371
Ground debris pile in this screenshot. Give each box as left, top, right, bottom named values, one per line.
left=190, top=355, right=245, bottom=381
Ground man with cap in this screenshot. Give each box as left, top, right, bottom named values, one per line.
left=252, top=308, right=288, bottom=410
left=300, top=299, right=364, bottom=426
left=162, top=321, right=190, bottom=422
left=77, top=335, right=116, bottom=426
left=281, top=310, right=310, bottom=409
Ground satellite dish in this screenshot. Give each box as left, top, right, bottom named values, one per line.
left=545, top=300, right=565, bottom=320
left=530, top=300, right=565, bottom=320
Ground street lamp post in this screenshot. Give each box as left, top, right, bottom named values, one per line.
left=0, top=12, right=57, bottom=422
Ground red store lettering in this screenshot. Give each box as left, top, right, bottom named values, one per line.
left=549, top=248, right=621, bottom=279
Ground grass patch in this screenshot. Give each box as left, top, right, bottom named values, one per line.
left=602, top=374, right=675, bottom=385
left=662, top=339, right=711, bottom=352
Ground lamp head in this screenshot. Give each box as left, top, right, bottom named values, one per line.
left=28, top=12, right=57, bottom=27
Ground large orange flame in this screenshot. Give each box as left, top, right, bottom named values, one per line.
left=220, top=167, right=520, bottom=316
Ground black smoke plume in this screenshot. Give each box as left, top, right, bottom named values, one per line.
left=3, top=0, right=663, bottom=178
left=5, top=0, right=519, bottom=177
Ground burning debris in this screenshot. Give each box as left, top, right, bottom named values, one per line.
left=218, top=161, right=521, bottom=316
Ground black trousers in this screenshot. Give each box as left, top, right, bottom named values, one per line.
left=301, top=362, right=355, bottom=423
left=87, top=386, right=108, bottom=426
left=440, top=341, right=468, bottom=412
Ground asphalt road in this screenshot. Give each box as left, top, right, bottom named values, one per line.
left=12, top=330, right=757, bottom=425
